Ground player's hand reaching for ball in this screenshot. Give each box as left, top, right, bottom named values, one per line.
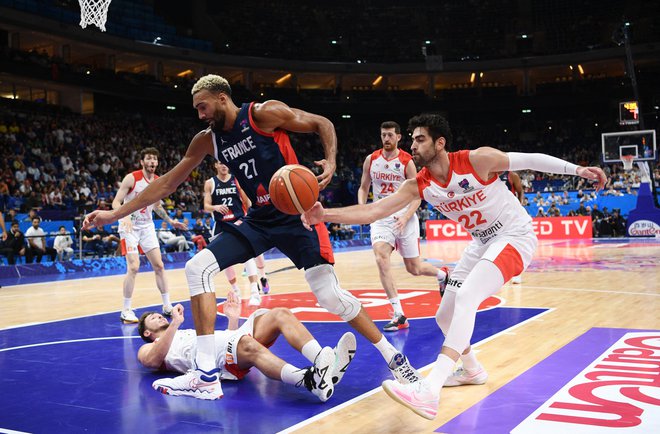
left=83, top=210, right=117, bottom=230
left=314, top=159, right=336, bottom=190
left=301, top=202, right=325, bottom=230
left=576, top=166, right=607, bottom=192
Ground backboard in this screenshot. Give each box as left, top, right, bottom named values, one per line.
left=601, top=129, right=656, bottom=163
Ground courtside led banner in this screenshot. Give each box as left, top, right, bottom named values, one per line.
left=426, top=216, right=593, bottom=240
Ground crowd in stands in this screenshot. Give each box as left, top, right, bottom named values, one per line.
left=1, top=96, right=658, bottom=264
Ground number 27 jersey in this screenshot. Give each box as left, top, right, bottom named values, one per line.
left=416, top=150, right=532, bottom=244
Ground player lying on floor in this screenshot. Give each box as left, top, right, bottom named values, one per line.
left=137, top=292, right=356, bottom=402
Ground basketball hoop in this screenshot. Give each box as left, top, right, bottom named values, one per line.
left=78, top=0, right=112, bottom=32
left=621, top=155, right=635, bottom=171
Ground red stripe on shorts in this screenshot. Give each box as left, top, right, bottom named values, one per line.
left=492, top=243, right=523, bottom=282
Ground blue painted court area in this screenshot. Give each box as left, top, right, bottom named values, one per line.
left=0, top=301, right=546, bottom=434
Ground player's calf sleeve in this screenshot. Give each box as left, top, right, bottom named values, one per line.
left=186, top=249, right=220, bottom=297
left=245, top=258, right=257, bottom=276
left=435, top=284, right=458, bottom=334
left=305, top=264, right=361, bottom=322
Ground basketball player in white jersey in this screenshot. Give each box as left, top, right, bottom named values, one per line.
left=303, top=113, right=606, bottom=419
left=358, top=121, right=448, bottom=331
left=499, top=170, right=525, bottom=283
left=113, top=148, right=187, bottom=323
left=203, top=161, right=269, bottom=306
left=138, top=292, right=357, bottom=402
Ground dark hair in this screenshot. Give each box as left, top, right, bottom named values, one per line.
left=59, top=225, right=66, bottom=230
left=32, top=217, right=41, bottom=223
left=407, top=113, right=453, bottom=151
left=380, top=121, right=401, bottom=134
left=138, top=311, right=158, bottom=343
left=140, top=147, right=160, bottom=160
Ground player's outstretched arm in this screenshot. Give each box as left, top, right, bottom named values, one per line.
left=302, top=179, right=419, bottom=228
left=470, top=147, right=608, bottom=192
left=252, top=100, right=337, bottom=190
left=84, top=133, right=213, bottom=229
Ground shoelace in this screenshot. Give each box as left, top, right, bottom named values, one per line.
left=297, top=367, right=317, bottom=391
left=395, top=362, right=419, bottom=382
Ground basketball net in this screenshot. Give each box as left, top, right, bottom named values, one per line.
left=621, top=155, right=635, bottom=171
left=78, top=0, right=112, bottom=32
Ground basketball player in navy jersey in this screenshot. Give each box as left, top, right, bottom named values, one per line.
left=204, top=161, right=266, bottom=306
left=499, top=170, right=524, bottom=283
left=84, top=74, right=419, bottom=400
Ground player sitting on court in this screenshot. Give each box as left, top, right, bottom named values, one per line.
left=137, top=292, right=356, bottom=402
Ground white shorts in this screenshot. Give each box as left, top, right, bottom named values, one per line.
left=449, top=230, right=538, bottom=287
left=218, top=308, right=270, bottom=380
left=119, top=224, right=159, bottom=255
left=370, top=213, right=420, bottom=258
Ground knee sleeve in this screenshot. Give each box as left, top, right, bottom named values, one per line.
left=305, top=264, right=361, bottom=322
left=186, top=249, right=220, bottom=297
left=244, top=258, right=257, bottom=276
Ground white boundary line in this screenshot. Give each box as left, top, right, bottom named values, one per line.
left=521, top=285, right=660, bottom=297
left=278, top=306, right=554, bottom=433
left=0, top=335, right=140, bottom=353
left=0, top=428, right=32, bottom=434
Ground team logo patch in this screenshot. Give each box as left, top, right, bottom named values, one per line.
left=217, top=289, right=503, bottom=322
left=458, top=178, right=474, bottom=192
left=395, top=163, right=400, bottom=169
left=240, top=119, right=249, bottom=133
left=448, top=191, right=455, bottom=198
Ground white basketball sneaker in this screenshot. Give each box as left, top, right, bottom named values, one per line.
left=303, top=347, right=335, bottom=402
left=511, top=275, right=522, bottom=284
left=152, top=368, right=223, bottom=400
left=332, top=332, right=357, bottom=385
left=232, top=288, right=242, bottom=303
left=382, top=379, right=439, bottom=420
left=248, top=292, right=261, bottom=306
left=120, top=309, right=138, bottom=324
left=388, top=352, right=421, bottom=384
left=444, top=366, right=489, bottom=387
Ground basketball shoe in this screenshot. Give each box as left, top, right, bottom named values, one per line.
left=232, top=288, right=242, bottom=303
left=383, top=313, right=409, bottom=332
left=511, top=275, right=522, bottom=284
left=381, top=379, right=439, bottom=420
left=388, top=352, right=421, bottom=384
left=120, top=309, right=138, bottom=324
left=248, top=292, right=261, bottom=306
left=300, top=347, right=335, bottom=402
left=438, top=266, right=450, bottom=296
left=332, top=332, right=357, bottom=385
left=162, top=305, right=173, bottom=317
left=260, top=277, right=270, bottom=294
left=152, top=368, right=223, bottom=400
left=444, top=366, right=488, bottom=387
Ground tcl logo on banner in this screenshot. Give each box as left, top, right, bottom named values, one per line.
left=426, top=216, right=593, bottom=240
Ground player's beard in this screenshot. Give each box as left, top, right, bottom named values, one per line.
left=413, top=147, right=437, bottom=167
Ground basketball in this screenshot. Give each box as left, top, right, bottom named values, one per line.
left=269, top=165, right=320, bottom=215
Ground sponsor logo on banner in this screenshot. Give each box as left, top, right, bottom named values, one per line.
left=627, top=219, right=660, bottom=236
left=217, top=289, right=502, bottom=321
left=511, top=332, right=660, bottom=434
left=426, top=216, right=592, bottom=240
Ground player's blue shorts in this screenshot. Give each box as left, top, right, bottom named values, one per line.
left=207, top=213, right=334, bottom=270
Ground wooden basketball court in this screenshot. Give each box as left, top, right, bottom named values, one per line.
left=0, top=238, right=658, bottom=433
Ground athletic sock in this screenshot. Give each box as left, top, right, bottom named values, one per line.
left=250, top=281, right=259, bottom=295
left=461, top=348, right=481, bottom=371
left=123, top=297, right=131, bottom=311
left=161, top=293, right=171, bottom=308
left=281, top=363, right=306, bottom=385
left=195, top=334, right=216, bottom=372
left=301, top=340, right=323, bottom=363
left=373, top=335, right=397, bottom=362
left=424, top=353, right=455, bottom=390
left=389, top=297, right=404, bottom=316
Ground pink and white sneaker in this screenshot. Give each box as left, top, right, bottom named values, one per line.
left=444, top=366, right=488, bottom=387
left=381, top=379, right=439, bottom=420
left=152, top=368, right=223, bottom=400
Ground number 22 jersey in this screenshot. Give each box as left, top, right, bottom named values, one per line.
left=416, top=150, right=532, bottom=244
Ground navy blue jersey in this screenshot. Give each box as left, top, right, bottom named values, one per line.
left=210, top=175, right=246, bottom=223
left=211, top=102, right=299, bottom=222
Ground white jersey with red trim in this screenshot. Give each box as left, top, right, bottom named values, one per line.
left=417, top=150, right=532, bottom=244
left=162, top=329, right=232, bottom=375
left=124, top=170, right=158, bottom=228
left=369, top=149, right=413, bottom=218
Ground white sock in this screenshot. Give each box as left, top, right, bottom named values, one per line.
left=161, top=293, right=171, bottom=308
left=373, top=335, right=397, bottom=362
left=461, top=348, right=480, bottom=371
left=250, top=281, right=259, bottom=295
left=258, top=268, right=266, bottom=279
left=281, top=363, right=306, bottom=385
left=424, top=353, right=455, bottom=390
left=389, top=297, right=404, bottom=316
left=231, top=283, right=240, bottom=294
left=123, top=298, right=131, bottom=311
left=437, top=268, right=447, bottom=281
left=301, top=340, right=323, bottom=363
left=196, top=334, right=216, bottom=372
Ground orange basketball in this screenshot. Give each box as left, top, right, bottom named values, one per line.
left=269, top=164, right=320, bottom=215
